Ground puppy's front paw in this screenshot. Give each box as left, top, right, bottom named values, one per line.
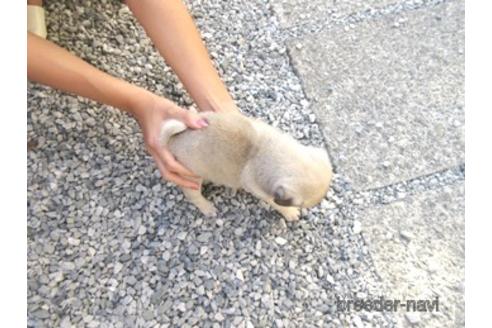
left=278, top=207, right=300, bottom=222
left=197, top=201, right=218, bottom=217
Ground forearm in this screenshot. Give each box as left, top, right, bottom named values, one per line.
left=126, top=0, right=237, bottom=113
left=27, top=32, right=152, bottom=114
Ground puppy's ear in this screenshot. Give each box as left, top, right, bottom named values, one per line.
left=273, top=186, right=294, bottom=207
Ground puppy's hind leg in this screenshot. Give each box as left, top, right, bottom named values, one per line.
left=160, top=119, right=216, bottom=216
left=182, top=185, right=217, bottom=217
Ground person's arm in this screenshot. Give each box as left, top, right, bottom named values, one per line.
left=126, top=0, right=238, bottom=113
left=28, top=32, right=204, bottom=189
left=28, top=33, right=146, bottom=112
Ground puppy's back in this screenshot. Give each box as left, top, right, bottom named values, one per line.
left=167, top=112, right=257, bottom=188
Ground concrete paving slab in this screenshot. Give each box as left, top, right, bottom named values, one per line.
left=286, top=0, right=464, bottom=190
left=360, top=183, right=464, bottom=327
left=271, top=0, right=395, bottom=28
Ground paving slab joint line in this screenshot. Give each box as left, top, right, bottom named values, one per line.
left=285, top=46, right=339, bottom=165
left=350, top=163, right=465, bottom=209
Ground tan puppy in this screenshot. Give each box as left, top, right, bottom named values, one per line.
left=161, top=112, right=332, bottom=221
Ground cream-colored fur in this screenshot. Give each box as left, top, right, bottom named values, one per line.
left=161, top=112, right=332, bottom=221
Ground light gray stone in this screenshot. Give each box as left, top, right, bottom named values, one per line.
left=67, top=237, right=80, bottom=246
left=33, top=309, right=50, bottom=319
left=177, top=232, right=188, bottom=241
left=405, top=312, right=421, bottom=325
left=142, top=309, right=154, bottom=321
left=60, top=316, right=71, bottom=328
left=215, top=312, right=225, bottom=322
left=138, top=225, right=146, bottom=235
left=274, top=237, right=288, bottom=246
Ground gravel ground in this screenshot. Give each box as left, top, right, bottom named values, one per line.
left=27, top=0, right=463, bottom=327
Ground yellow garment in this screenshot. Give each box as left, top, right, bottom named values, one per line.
left=27, top=5, right=47, bottom=39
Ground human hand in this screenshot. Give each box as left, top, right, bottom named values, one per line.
left=132, top=93, right=208, bottom=190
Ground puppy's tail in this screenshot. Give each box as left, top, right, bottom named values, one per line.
left=160, top=119, right=187, bottom=146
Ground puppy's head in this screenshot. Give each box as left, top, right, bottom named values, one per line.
left=271, top=146, right=332, bottom=208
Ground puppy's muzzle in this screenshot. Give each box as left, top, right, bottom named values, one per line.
left=273, top=197, right=294, bottom=207
left=273, top=186, right=295, bottom=207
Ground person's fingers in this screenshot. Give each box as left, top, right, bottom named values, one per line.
left=184, top=112, right=209, bottom=129
left=161, top=149, right=199, bottom=178
left=162, top=170, right=201, bottom=190
left=147, top=132, right=199, bottom=178
left=168, top=105, right=208, bottom=129
left=151, top=151, right=199, bottom=189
